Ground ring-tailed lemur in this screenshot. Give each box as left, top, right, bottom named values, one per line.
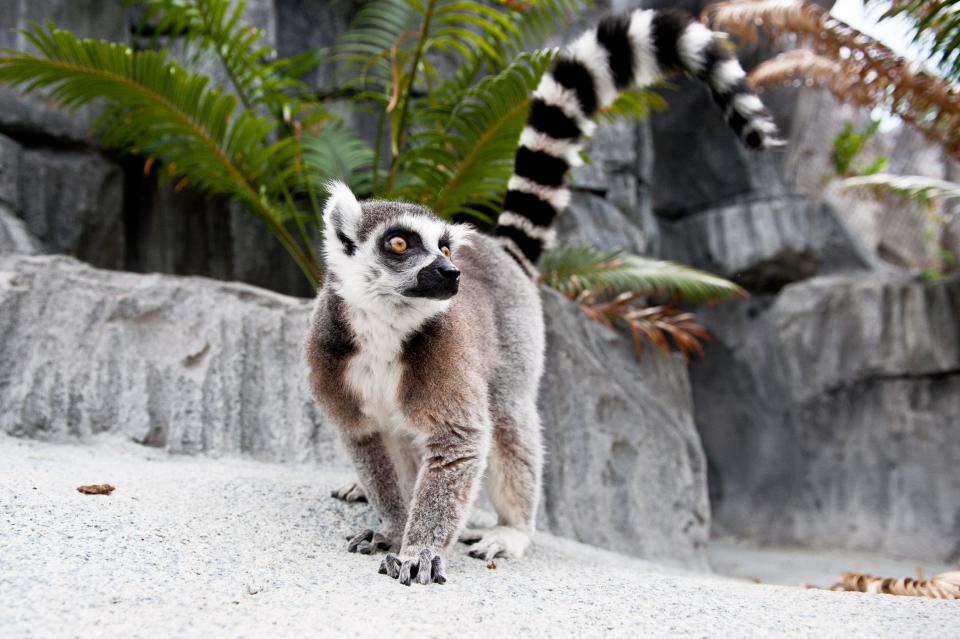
left=306, top=8, right=781, bottom=586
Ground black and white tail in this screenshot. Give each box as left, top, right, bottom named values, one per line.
left=494, top=8, right=784, bottom=274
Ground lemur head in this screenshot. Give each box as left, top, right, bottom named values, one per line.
left=322, top=181, right=473, bottom=313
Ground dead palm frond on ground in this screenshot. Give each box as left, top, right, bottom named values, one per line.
left=831, top=570, right=960, bottom=600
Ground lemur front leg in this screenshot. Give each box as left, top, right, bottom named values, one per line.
left=380, top=421, right=490, bottom=585
left=339, top=430, right=408, bottom=555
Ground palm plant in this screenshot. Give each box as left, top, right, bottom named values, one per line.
left=540, top=246, right=747, bottom=359
left=0, top=0, right=744, bottom=357
left=879, top=0, right=960, bottom=83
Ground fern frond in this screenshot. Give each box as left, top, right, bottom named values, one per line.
left=397, top=49, right=555, bottom=220
left=0, top=22, right=319, bottom=285
left=597, top=87, right=667, bottom=123
left=540, top=245, right=747, bottom=304
left=840, top=173, right=960, bottom=205
left=748, top=49, right=844, bottom=90
left=131, top=0, right=321, bottom=117
left=704, top=0, right=960, bottom=160
left=298, top=126, right=376, bottom=196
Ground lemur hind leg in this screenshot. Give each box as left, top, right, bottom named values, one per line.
left=466, top=401, right=542, bottom=561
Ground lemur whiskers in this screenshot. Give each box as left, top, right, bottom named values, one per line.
left=306, top=8, right=780, bottom=586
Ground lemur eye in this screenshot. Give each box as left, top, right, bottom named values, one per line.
left=440, top=245, right=451, bottom=258
left=389, top=236, right=407, bottom=253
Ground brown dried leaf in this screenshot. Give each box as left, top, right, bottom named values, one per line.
left=704, top=0, right=960, bottom=159
left=486, top=560, right=497, bottom=570
left=77, top=483, right=115, bottom=495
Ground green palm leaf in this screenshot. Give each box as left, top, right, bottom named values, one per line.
left=0, top=21, right=319, bottom=285
left=840, top=173, right=960, bottom=205
left=540, top=245, right=747, bottom=304
left=396, top=49, right=555, bottom=221
left=130, top=0, right=320, bottom=115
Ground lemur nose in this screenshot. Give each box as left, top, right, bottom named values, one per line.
left=438, top=264, right=460, bottom=281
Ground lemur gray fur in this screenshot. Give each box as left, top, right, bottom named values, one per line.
left=305, top=7, right=781, bottom=586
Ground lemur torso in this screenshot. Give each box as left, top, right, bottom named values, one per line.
left=306, top=8, right=780, bottom=585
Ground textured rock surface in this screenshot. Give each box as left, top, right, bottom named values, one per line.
left=0, top=134, right=19, bottom=208
left=555, top=190, right=648, bottom=254
left=17, top=149, right=125, bottom=269
left=0, top=254, right=336, bottom=464
left=0, top=0, right=128, bottom=144
left=538, top=289, right=709, bottom=568
left=658, top=196, right=876, bottom=292
left=0, top=204, right=41, bottom=254
left=691, top=274, right=960, bottom=561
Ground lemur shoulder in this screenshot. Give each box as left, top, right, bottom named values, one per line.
left=305, top=8, right=781, bottom=586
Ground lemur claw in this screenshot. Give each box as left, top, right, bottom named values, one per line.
left=331, top=481, right=367, bottom=503
left=380, top=549, right=446, bottom=586
left=346, top=528, right=396, bottom=554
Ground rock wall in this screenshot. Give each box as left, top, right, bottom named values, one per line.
left=538, top=290, right=708, bottom=567
left=0, top=254, right=334, bottom=463
left=692, top=275, right=960, bottom=561
left=0, top=254, right=709, bottom=566
left=565, top=1, right=959, bottom=561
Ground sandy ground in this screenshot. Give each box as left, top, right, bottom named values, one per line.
left=1, top=434, right=957, bottom=638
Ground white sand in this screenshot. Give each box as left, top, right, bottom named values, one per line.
left=1, top=434, right=956, bottom=638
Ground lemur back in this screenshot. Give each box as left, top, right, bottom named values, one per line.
left=306, top=8, right=780, bottom=586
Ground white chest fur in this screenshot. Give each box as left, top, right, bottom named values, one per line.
left=343, top=305, right=422, bottom=431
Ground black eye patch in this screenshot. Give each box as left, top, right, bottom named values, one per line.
left=379, top=227, right=423, bottom=261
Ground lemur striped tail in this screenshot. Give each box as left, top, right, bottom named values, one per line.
left=494, top=9, right=784, bottom=274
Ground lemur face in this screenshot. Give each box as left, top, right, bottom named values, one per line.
left=322, top=182, right=472, bottom=310
left=377, top=224, right=460, bottom=300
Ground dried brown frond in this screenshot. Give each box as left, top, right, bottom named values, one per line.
left=703, top=0, right=960, bottom=159
left=703, top=0, right=824, bottom=43
left=748, top=50, right=845, bottom=90
left=580, top=296, right=712, bottom=361
left=831, top=570, right=960, bottom=599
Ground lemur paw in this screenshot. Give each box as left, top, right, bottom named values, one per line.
left=331, top=480, right=367, bottom=503
left=379, top=548, right=446, bottom=586
left=464, top=526, right=531, bottom=561
left=458, top=528, right=484, bottom=545
left=346, top=528, right=397, bottom=554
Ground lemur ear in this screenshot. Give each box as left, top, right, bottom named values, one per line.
left=448, top=223, right=475, bottom=249
left=323, top=180, right=362, bottom=256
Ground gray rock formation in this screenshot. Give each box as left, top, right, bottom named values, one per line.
left=0, top=254, right=709, bottom=567
left=0, top=134, right=19, bottom=208
left=658, top=196, right=876, bottom=292
left=0, top=133, right=124, bottom=267
left=0, top=205, right=41, bottom=254
left=538, top=289, right=709, bottom=568
left=0, top=0, right=128, bottom=144
left=555, top=191, right=648, bottom=254
left=17, top=149, right=125, bottom=269
left=0, top=254, right=336, bottom=464
left=692, top=274, right=960, bottom=562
